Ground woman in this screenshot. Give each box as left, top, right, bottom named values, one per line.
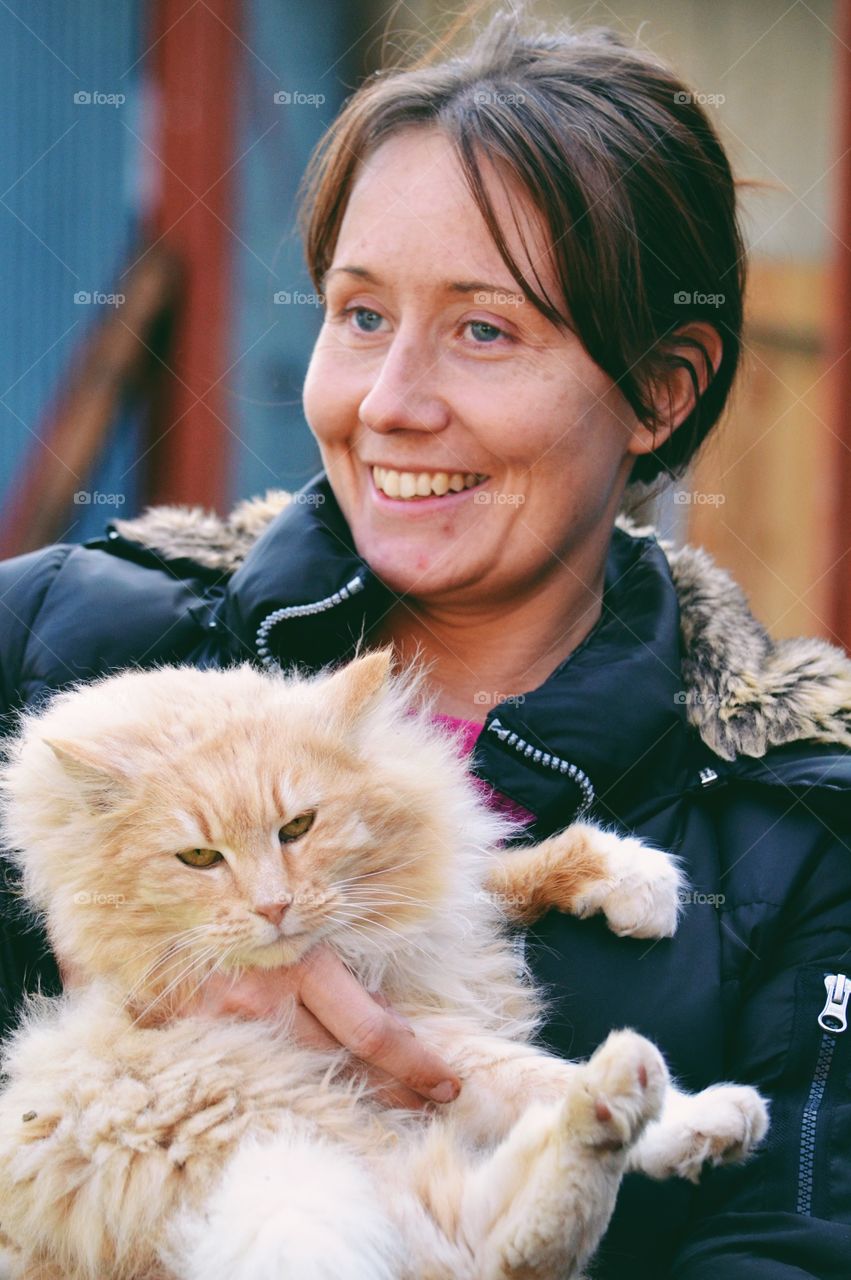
left=1, top=10, right=850, bottom=1277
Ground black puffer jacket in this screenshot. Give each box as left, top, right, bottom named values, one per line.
left=1, top=473, right=850, bottom=1279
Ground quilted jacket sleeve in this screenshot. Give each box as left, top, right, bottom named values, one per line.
left=0, top=546, right=68, bottom=1035
left=0, top=544, right=73, bottom=735
left=670, top=790, right=851, bottom=1278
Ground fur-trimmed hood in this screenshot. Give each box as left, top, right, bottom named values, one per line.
left=113, top=490, right=851, bottom=764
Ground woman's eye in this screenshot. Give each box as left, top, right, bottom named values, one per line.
left=279, top=810, right=316, bottom=843
left=466, top=320, right=508, bottom=344
left=345, top=307, right=385, bottom=333
left=176, top=848, right=223, bottom=868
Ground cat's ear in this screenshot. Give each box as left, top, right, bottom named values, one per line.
left=44, top=738, right=132, bottom=812
left=324, top=649, right=394, bottom=725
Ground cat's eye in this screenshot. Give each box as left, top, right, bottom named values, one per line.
left=176, top=848, right=224, bottom=869
left=279, top=810, right=316, bottom=843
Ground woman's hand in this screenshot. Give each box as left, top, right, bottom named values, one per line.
left=184, top=945, right=462, bottom=1111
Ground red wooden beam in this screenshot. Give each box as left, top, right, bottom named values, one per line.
left=829, top=0, right=851, bottom=649
left=137, top=0, right=241, bottom=512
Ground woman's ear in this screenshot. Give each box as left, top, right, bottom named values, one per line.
left=627, top=321, right=724, bottom=457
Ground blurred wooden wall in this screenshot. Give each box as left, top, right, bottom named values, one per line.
left=687, top=261, right=837, bottom=642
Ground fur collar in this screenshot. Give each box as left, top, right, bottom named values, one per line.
left=113, top=493, right=851, bottom=762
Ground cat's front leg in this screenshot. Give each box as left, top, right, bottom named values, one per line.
left=484, top=821, right=684, bottom=938
left=458, top=1030, right=668, bottom=1280
left=408, top=1018, right=588, bottom=1145
left=626, top=1080, right=770, bottom=1183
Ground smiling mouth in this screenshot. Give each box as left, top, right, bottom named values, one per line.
left=371, top=465, right=489, bottom=500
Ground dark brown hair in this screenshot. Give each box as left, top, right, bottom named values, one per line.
left=299, top=8, right=746, bottom=486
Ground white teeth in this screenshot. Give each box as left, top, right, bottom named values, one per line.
left=371, top=466, right=487, bottom=500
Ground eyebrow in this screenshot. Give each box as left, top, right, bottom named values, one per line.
left=322, top=265, right=526, bottom=300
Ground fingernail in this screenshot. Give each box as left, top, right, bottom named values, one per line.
left=430, top=1079, right=460, bottom=1104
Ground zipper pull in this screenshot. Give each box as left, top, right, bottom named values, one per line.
left=818, top=973, right=850, bottom=1033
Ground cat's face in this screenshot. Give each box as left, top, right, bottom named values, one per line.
left=3, top=653, right=479, bottom=1005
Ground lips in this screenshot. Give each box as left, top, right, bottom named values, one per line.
left=371, top=465, right=488, bottom=499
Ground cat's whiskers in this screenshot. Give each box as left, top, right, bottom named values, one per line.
left=121, top=926, right=221, bottom=1007
left=338, top=886, right=478, bottom=935
left=336, top=883, right=431, bottom=901
left=332, top=854, right=427, bottom=887
left=175, top=938, right=240, bottom=1018
left=119, top=924, right=218, bottom=982
left=328, top=908, right=433, bottom=960
left=337, top=890, right=431, bottom=911
left=129, top=944, right=221, bottom=1027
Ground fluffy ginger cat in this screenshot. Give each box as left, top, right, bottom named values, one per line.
left=0, top=652, right=768, bottom=1280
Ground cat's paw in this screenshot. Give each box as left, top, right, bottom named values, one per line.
left=635, top=1084, right=769, bottom=1183
left=568, top=1029, right=668, bottom=1152
left=572, top=830, right=684, bottom=939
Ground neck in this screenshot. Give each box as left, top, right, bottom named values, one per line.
left=373, top=540, right=610, bottom=723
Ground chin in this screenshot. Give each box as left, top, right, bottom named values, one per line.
left=358, top=538, right=470, bottom=597
left=243, top=936, right=313, bottom=969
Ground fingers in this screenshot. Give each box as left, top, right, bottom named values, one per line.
left=173, top=948, right=461, bottom=1109
left=347, top=1062, right=435, bottom=1112
left=189, top=967, right=302, bottom=1019
left=290, top=1003, right=346, bottom=1053
left=298, top=947, right=461, bottom=1104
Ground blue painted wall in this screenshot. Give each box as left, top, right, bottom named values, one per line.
left=228, top=0, right=356, bottom=503
left=0, top=0, right=143, bottom=540
left=0, top=0, right=361, bottom=543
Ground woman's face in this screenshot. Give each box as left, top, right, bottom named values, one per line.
left=303, top=128, right=644, bottom=606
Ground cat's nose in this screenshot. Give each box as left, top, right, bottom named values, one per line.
left=254, top=899, right=291, bottom=927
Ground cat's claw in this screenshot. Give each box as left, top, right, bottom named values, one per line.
left=570, top=1029, right=668, bottom=1151
left=633, top=1083, right=770, bottom=1183
left=572, top=832, right=684, bottom=939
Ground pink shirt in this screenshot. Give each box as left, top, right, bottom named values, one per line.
left=430, top=713, right=536, bottom=829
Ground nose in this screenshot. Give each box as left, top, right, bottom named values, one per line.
left=254, top=899, right=291, bottom=927
left=358, top=335, right=450, bottom=436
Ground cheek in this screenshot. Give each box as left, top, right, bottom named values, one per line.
left=137, top=863, right=228, bottom=921
left=519, top=382, right=634, bottom=486
left=303, top=337, right=361, bottom=446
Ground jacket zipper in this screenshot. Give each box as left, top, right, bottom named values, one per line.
left=797, top=972, right=850, bottom=1215
left=255, top=573, right=366, bottom=668
left=486, top=716, right=596, bottom=817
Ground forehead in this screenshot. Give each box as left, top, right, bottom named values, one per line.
left=333, top=128, right=557, bottom=298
